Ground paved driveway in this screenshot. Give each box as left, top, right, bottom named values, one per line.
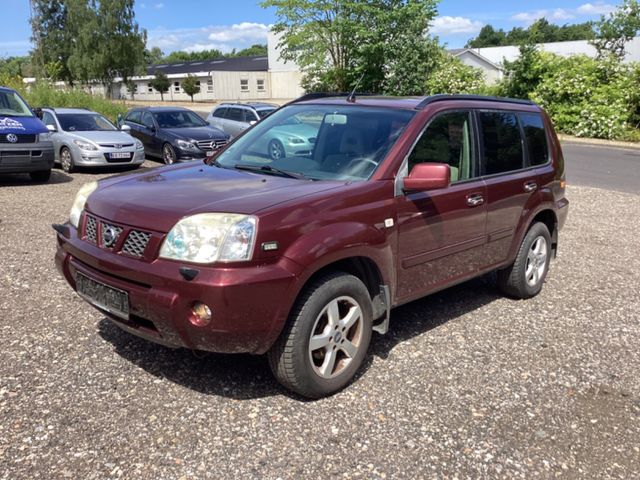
left=0, top=160, right=638, bottom=479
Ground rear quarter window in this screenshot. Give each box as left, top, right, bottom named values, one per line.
left=520, top=113, right=549, bottom=166
left=126, top=110, right=142, bottom=124
left=479, top=111, right=524, bottom=175
left=212, top=107, right=227, bottom=119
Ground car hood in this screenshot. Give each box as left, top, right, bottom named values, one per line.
left=86, top=163, right=342, bottom=232
left=0, top=115, right=47, bottom=134
left=163, top=126, right=228, bottom=141
left=66, top=130, right=135, bottom=145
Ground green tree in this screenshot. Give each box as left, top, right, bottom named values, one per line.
left=263, top=0, right=439, bottom=94
left=150, top=71, right=170, bottom=100
left=125, top=79, right=137, bottom=100
left=466, top=19, right=595, bottom=48
left=182, top=75, right=200, bottom=102
left=499, top=42, right=546, bottom=99
left=466, top=25, right=507, bottom=48
left=0, top=56, right=34, bottom=78
left=145, top=47, right=165, bottom=65
left=233, top=44, right=268, bottom=57
left=592, top=0, right=640, bottom=59
left=30, top=0, right=74, bottom=82
left=425, top=53, right=485, bottom=94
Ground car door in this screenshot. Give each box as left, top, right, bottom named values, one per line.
left=208, top=107, right=227, bottom=131
left=477, top=110, right=542, bottom=268
left=140, top=111, right=161, bottom=156
left=42, top=110, right=62, bottom=162
left=124, top=110, right=144, bottom=141
left=225, top=107, right=247, bottom=138
left=395, top=110, right=488, bottom=301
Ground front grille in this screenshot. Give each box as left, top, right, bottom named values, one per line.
left=197, top=139, right=227, bottom=151
left=98, top=143, right=134, bottom=148
left=0, top=134, right=37, bottom=143
left=100, top=222, right=123, bottom=249
left=122, top=230, right=151, bottom=258
left=85, top=216, right=97, bottom=243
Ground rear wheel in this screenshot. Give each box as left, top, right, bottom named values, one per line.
left=162, top=143, right=177, bottom=165
left=497, top=222, right=552, bottom=299
left=60, top=147, right=75, bottom=173
left=30, top=169, right=51, bottom=183
left=268, top=272, right=373, bottom=398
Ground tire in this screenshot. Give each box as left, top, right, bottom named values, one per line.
left=268, top=139, right=286, bottom=161
left=497, top=222, right=552, bottom=299
left=30, top=169, right=51, bottom=183
left=162, top=143, right=177, bottom=165
left=268, top=272, right=373, bottom=399
left=60, top=147, right=75, bottom=173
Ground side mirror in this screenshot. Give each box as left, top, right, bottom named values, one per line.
left=120, top=124, right=132, bottom=132
left=46, top=124, right=57, bottom=132
left=403, top=163, right=450, bottom=192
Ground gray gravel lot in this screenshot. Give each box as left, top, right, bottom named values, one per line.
left=1, top=161, right=639, bottom=479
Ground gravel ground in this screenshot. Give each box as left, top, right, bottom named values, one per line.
left=1, top=161, right=639, bottom=479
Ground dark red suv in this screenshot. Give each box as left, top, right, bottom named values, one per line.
left=54, top=94, right=569, bottom=398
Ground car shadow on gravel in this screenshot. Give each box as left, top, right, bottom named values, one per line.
left=0, top=169, right=73, bottom=186
left=97, top=273, right=504, bottom=401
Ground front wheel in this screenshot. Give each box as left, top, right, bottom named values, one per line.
left=162, top=143, right=177, bottom=165
left=60, top=147, right=75, bottom=173
left=268, top=272, right=373, bottom=398
left=268, top=139, right=285, bottom=161
left=498, top=222, right=552, bottom=299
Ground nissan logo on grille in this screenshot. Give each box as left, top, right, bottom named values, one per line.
left=103, top=226, right=119, bottom=248
left=6, top=134, right=18, bottom=143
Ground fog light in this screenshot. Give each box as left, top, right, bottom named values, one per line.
left=189, top=302, right=212, bottom=327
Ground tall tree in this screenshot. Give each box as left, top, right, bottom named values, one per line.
left=466, top=20, right=595, bottom=48
left=145, top=47, right=165, bottom=65
left=263, top=0, right=439, bottom=94
left=592, top=0, right=640, bottom=59
left=30, top=0, right=74, bottom=82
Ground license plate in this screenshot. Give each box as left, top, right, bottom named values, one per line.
left=76, top=272, right=130, bottom=319
left=109, top=152, right=131, bottom=159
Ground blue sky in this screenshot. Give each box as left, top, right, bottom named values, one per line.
left=0, top=0, right=618, bottom=58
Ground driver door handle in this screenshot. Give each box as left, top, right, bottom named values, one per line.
left=524, top=181, right=538, bottom=192
left=466, top=193, right=484, bottom=207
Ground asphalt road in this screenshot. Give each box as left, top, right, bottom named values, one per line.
left=0, top=157, right=639, bottom=478
left=562, top=142, right=640, bottom=194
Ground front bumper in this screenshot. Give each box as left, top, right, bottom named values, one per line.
left=74, top=148, right=145, bottom=167
left=54, top=223, right=301, bottom=354
left=0, top=143, right=54, bottom=174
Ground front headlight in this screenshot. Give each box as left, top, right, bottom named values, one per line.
left=38, top=132, right=52, bottom=141
left=159, top=213, right=257, bottom=264
left=176, top=139, right=198, bottom=150
left=73, top=139, right=98, bottom=151
left=135, top=139, right=144, bottom=150
left=288, top=137, right=304, bottom=144
left=69, top=181, right=98, bottom=228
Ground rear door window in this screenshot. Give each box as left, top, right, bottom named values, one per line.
left=141, top=112, right=155, bottom=129
left=408, top=110, right=476, bottom=183
left=212, top=107, right=227, bottom=119
left=243, top=109, right=258, bottom=123
left=520, top=113, right=549, bottom=166
left=126, top=110, right=142, bottom=124
left=226, top=108, right=244, bottom=122
left=479, top=111, right=524, bottom=175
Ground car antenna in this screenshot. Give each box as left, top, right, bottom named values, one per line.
left=346, top=72, right=365, bottom=103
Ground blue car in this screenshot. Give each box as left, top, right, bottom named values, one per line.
left=0, top=86, right=54, bottom=182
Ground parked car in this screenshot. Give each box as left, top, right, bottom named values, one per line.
left=121, top=107, right=229, bottom=165
left=0, top=86, right=54, bottom=182
left=54, top=94, right=569, bottom=398
left=41, top=108, right=145, bottom=173
left=207, top=102, right=278, bottom=139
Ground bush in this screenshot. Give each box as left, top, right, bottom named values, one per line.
left=425, top=55, right=486, bottom=95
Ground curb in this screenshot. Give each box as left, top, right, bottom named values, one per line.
left=558, top=134, right=640, bottom=150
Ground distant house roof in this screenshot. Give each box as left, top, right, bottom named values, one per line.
left=147, top=55, right=269, bottom=75
left=448, top=48, right=503, bottom=71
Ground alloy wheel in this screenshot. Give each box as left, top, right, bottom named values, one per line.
left=525, top=236, right=548, bottom=287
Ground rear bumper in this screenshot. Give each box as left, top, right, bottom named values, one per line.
left=0, top=144, right=54, bottom=173
left=54, top=224, right=301, bottom=354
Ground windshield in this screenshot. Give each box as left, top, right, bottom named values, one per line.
left=256, top=108, right=276, bottom=119
left=0, top=90, right=33, bottom=118
left=58, top=113, right=117, bottom=132
left=154, top=110, right=207, bottom=128
left=215, top=104, right=415, bottom=181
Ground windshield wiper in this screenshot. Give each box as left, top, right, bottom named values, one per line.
left=233, top=163, right=307, bottom=180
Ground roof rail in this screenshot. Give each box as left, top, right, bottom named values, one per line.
left=415, top=94, right=535, bottom=110
left=287, top=92, right=377, bottom=104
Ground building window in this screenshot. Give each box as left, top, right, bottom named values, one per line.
left=240, top=79, right=249, bottom=92
left=174, top=81, right=180, bottom=93
left=148, top=83, right=153, bottom=93
left=257, top=79, right=265, bottom=92
left=207, top=79, right=213, bottom=93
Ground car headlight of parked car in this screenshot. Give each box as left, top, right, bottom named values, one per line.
left=288, top=137, right=305, bottom=144
left=38, top=132, right=52, bottom=142
left=159, top=213, right=257, bottom=264
left=176, top=139, right=198, bottom=151
left=73, top=139, right=98, bottom=151
left=135, top=139, right=144, bottom=150
left=69, top=181, right=98, bottom=228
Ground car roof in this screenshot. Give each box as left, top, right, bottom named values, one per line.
left=292, top=94, right=540, bottom=111
left=45, top=107, right=96, bottom=115
left=217, top=102, right=278, bottom=110
left=130, top=106, right=194, bottom=113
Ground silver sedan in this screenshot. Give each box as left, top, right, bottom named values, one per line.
left=41, top=108, right=145, bottom=173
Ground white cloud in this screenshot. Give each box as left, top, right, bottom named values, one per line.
left=576, top=3, right=615, bottom=15
left=146, top=23, right=270, bottom=54
left=154, top=3, right=164, bottom=9
left=431, top=16, right=484, bottom=35
left=511, top=10, right=548, bottom=23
